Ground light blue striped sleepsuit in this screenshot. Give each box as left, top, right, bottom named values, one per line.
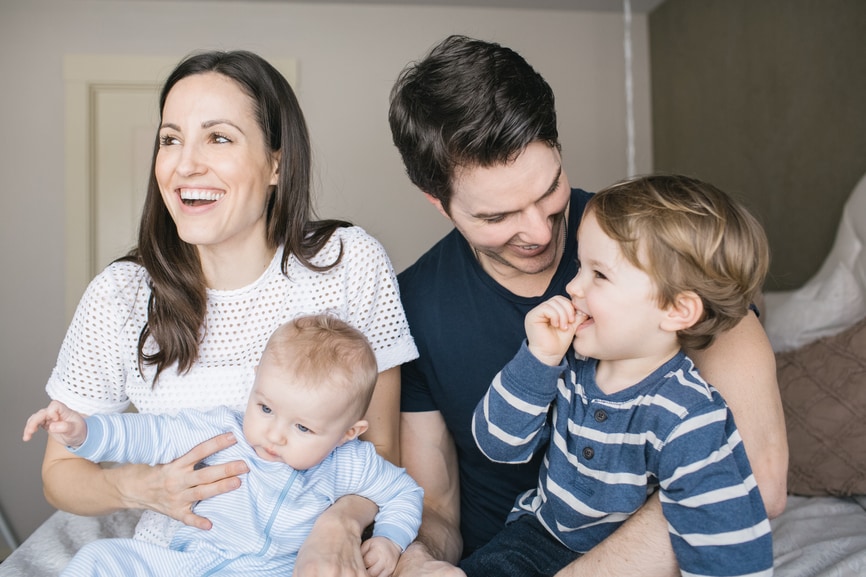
left=60, top=407, right=422, bottom=576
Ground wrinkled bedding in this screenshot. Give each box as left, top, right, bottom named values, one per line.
left=772, top=495, right=866, bottom=577
left=2, top=496, right=865, bottom=576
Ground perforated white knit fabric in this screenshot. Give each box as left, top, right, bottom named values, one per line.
left=46, top=225, right=418, bottom=547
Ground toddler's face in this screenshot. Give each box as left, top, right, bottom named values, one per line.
left=565, top=210, right=669, bottom=361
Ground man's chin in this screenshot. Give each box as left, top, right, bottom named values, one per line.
left=506, top=253, right=558, bottom=276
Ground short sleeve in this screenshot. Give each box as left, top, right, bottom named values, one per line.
left=45, top=262, right=149, bottom=415
left=331, top=228, right=419, bottom=372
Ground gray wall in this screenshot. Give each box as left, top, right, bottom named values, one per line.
left=650, top=0, right=866, bottom=291
left=0, top=0, right=653, bottom=543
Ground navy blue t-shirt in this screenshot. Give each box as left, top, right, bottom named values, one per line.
left=398, top=188, right=594, bottom=557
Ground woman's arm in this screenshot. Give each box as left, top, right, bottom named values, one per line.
left=42, top=432, right=248, bottom=530
left=294, top=495, right=379, bottom=577
left=360, top=366, right=401, bottom=465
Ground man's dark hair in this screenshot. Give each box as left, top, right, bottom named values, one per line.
left=389, top=35, right=560, bottom=213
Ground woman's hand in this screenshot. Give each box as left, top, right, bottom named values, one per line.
left=293, top=495, right=378, bottom=576
left=122, top=432, right=249, bottom=530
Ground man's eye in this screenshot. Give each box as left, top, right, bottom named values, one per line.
left=483, top=216, right=505, bottom=224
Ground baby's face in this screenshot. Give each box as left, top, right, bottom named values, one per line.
left=242, top=356, right=361, bottom=470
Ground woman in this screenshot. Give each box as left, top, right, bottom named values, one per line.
left=39, top=50, right=416, bottom=574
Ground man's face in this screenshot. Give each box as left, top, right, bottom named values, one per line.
left=431, top=142, right=571, bottom=285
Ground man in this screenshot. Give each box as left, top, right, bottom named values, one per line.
left=390, top=35, right=788, bottom=577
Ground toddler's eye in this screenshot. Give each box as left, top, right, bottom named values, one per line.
left=259, top=404, right=272, bottom=415
left=296, top=424, right=311, bottom=433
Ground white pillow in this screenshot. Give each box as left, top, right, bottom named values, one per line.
left=763, top=170, right=866, bottom=352
left=764, top=263, right=866, bottom=352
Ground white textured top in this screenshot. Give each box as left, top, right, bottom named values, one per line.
left=46, top=225, right=418, bottom=546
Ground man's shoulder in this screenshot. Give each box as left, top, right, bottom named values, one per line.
left=570, top=187, right=594, bottom=211
left=398, top=228, right=466, bottom=288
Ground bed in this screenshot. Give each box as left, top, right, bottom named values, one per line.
left=763, top=168, right=866, bottom=576
left=2, top=174, right=866, bottom=576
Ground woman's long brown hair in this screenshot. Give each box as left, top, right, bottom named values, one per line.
left=122, top=50, right=349, bottom=383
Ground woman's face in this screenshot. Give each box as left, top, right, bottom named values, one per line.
left=155, top=72, right=279, bottom=254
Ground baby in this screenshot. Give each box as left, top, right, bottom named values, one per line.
left=25, top=314, right=422, bottom=577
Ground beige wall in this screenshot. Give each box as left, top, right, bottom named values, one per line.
left=0, top=0, right=652, bottom=542
left=650, top=0, right=866, bottom=291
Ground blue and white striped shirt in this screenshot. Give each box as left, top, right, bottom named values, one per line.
left=472, top=343, right=772, bottom=577
left=67, top=407, right=422, bottom=576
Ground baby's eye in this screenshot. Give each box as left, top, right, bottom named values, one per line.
left=594, top=270, right=608, bottom=280
left=259, top=404, right=272, bottom=415
left=296, top=423, right=311, bottom=433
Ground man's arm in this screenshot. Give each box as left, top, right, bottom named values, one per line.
left=687, top=311, right=789, bottom=517
left=555, top=312, right=788, bottom=577
left=555, top=493, right=676, bottom=577
left=393, top=410, right=466, bottom=576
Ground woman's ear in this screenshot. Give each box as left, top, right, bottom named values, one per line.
left=661, top=291, right=704, bottom=332
left=269, top=150, right=281, bottom=186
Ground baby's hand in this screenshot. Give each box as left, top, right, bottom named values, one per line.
left=22, top=400, right=88, bottom=448
left=525, top=295, right=587, bottom=366
left=360, top=536, right=401, bottom=577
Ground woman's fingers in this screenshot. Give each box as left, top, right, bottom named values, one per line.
left=152, top=432, right=249, bottom=529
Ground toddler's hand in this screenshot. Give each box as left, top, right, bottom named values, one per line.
left=22, top=399, right=88, bottom=448
left=525, top=295, right=586, bottom=366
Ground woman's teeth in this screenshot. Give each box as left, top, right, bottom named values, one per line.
left=180, top=190, right=225, bottom=205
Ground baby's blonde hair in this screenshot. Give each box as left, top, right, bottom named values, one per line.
left=586, top=174, right=770, bottom=350
left=261, top=315, right=378, bottom=419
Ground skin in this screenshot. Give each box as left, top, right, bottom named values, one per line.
left=38, top=71, right=399, bottom=576
left=395, top=143, right=788, bottom=577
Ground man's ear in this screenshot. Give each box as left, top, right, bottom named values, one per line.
left=339, top=419, right=369, bottom=445
left=424, top=193, right=451, bottom=220
left=660, top=291, right=704, bottom=332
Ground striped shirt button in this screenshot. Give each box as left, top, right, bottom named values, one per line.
left=594, top=409, right=608, bottom=422
left=582, top=446, right=595, bottom=460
